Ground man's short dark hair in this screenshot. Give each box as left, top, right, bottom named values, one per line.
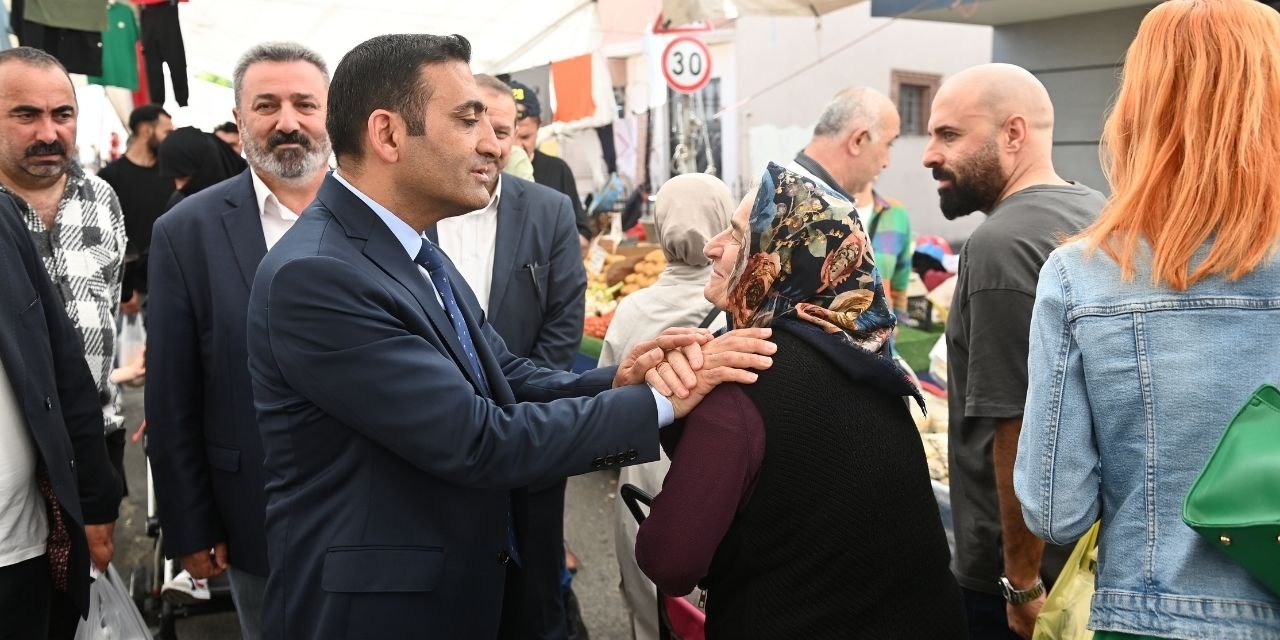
left=326, top=34, right=471, bottom=163
left=213, top=121, right=239, bottom=135
left=128, top=104, right=170, bottom=134
left=233, top=42, right=328, bottom=106
left=0, top=46, right=68, bottom=72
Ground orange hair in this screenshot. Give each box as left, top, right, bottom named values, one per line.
left=1084, top=0, right=1280, bottom=289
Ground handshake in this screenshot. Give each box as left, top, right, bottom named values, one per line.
left=611, top=327, right=777, bottom=419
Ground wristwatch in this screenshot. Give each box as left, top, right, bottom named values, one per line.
left=998, top=575, right=1045, bottom=604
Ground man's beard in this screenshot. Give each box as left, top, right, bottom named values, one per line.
left=243, top=129, right=330, bottom=181
left=21, top=140, right=71, bottom=178
left=934, top=140, right=1005, bottom=220
left=146, top=133, right=161, bottom=156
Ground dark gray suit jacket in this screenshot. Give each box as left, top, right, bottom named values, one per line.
left=0, top=194, right=121, bottom=615
left=429, top=175, right=585, bottom=371
left=146, top=171, right=270, bottom=575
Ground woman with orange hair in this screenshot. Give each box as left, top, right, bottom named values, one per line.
left=1014, top=1, right=1280, bottom=638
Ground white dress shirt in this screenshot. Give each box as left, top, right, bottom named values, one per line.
left=435, top=175, right=502, bottom=314
left=251, top=169, right=301, bottom=249
left=0, top=358, right=49, bottom=567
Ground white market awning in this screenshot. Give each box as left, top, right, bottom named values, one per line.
left=180, top=0, right=604, bottom=82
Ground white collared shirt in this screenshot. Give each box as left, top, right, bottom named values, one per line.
left=250, top=169, right=301, bottom=249
left=435, top=175, right=502, bottom=314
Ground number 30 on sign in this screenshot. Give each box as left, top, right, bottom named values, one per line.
left=662, top=36, right=712, bottom=94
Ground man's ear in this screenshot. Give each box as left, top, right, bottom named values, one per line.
left=366, top=109, right=404, bottom=165
left=1003, top=115, right=1029, bottom=153
left=845, top=127, right=870, bottom=157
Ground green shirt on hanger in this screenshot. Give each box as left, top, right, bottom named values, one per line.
left=88, top=3, right=139, bottom=91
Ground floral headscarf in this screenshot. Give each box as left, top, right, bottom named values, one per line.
left=726, top=162, right=921, bottom=405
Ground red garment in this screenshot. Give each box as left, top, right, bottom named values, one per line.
left=132, top=41, right=151, bottom=107
left=635, top=384, right=764, bottom=596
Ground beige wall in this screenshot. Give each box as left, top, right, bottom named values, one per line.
left=732, top=2, right=992, bottom=241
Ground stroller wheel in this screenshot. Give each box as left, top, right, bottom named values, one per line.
left=129, top=565, right=151, bottom=609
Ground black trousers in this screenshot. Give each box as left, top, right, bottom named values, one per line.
left=139, top=2, right=189, bottom=107
left=0, top=555, right=79, bottom=640
left=498, top=479, right=570, bottom=639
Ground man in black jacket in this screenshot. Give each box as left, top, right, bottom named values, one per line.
left=510, top=79, right=592, bottom=249
left=0, top=193, right=121, bottom=639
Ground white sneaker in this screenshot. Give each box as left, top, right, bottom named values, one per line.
left=161, top=569, right=211, bottom=605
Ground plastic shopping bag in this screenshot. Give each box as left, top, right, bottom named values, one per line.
left=118, top=314, right=146, bottom=370
left=1032, top=521, right=1100, bottom=640
left=74, top=564, right=152, bottom=640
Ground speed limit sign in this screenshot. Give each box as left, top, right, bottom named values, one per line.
left=662, top=36, right=712, bottom=94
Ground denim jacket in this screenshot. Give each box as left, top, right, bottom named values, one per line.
left=1015, top=241, right=1280, bottom=639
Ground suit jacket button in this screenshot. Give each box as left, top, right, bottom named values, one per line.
left=44, top=397, right=52, bottom=410
left=591, top=457, right=602, bottom=468
left=497, top=551, right=511, bottom=565
left=69, top=459, right=76, bottom=471
left=629, top=451, right=638, bottom=461
left=605, top=455, right=616, bottom=466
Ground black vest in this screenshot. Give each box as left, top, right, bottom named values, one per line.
left=702, top=329, right=965, bottom=639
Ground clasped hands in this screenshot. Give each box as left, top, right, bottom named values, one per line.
left=612, top=327, right=776, bottom=418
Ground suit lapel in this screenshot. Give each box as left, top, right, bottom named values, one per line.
left=220, top=171, right=269, bottom=290
left=488, top=178, right=526, bottom=314
left=317, top=177, right=488, bottom=394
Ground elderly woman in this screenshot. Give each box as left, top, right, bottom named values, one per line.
left=636, top=163, right=964, bottom=638
left=604, top=173, right=734, bottom=640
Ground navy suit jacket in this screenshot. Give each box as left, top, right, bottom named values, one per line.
left=0, top=194, right=121, bottom=615
left=146, top=171, right=270, bottom=575
left=428, top=175, right=585, bottom=371
left=246, top=175, right=659, bottom=639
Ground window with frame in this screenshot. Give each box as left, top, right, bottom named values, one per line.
left=891, top=70, right=942, bottom=136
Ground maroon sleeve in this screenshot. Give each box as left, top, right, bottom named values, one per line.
left=634, top=384, right=766, bottom=596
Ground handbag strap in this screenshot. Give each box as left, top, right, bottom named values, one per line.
left=697, top=308, right=721, bottom=330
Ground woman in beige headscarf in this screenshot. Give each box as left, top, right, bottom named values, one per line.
left=603, top=173, right=733, bottom=640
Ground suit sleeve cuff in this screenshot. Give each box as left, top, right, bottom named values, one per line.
left=650, top=385, right=675, bottom=428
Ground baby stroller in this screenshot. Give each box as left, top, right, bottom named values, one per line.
left=128, top=424, right=237, bottom=639
left=620, top=484, right=706, bottom=640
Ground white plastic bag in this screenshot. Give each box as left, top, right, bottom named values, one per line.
left=74, top=564, right=152, bottom=640
left=117, top=314, right=146, bottom=370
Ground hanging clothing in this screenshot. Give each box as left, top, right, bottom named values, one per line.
left=16, top=20, right=102, bottom=75
left=139, top=1, right=188, bottom=107
left=132, top=41, right=151, bottom=107
left=89, top=3, right=139, bottom=91
left=0, top=1, right=11, bottom=51
left=18, top=0, right=106, bottom=32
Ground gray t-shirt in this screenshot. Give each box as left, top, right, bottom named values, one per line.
left=946, top=182, right=1105, bottom=594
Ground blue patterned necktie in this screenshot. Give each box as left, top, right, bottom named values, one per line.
left=414, top=239, right=519, bottom=565
left=414, top=239, right=491, bottom=397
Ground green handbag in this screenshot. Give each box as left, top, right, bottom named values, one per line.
left=1182, top=384, right=1280, bottom=597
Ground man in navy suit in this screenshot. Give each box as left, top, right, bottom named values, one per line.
left=0, top=193, right=121, bottom=638
left=246, top=33, right=773, bottom=639
left=146, top=42, right=331, bottom=639
left=430, top=73, right=589, bottom=640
